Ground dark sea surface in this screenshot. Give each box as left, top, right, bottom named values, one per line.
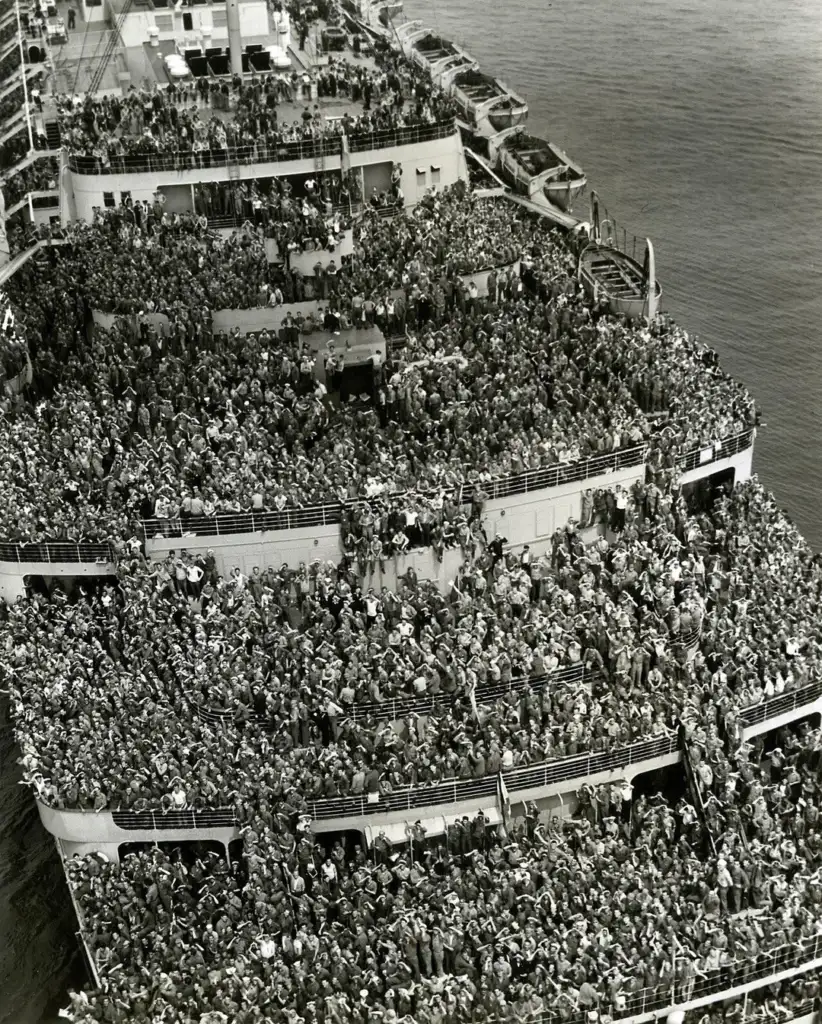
left=2, top=0, right=821, bottom=1019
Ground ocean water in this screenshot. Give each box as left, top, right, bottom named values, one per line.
left=2, top=0, right=821, bottom=1018
left=408, top=0, right=822, bottom=550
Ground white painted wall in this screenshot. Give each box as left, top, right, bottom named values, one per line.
left=281, top=229, right=355, bottom=274
left=679, top=441, right=754, bottom=488
left=38, top=802, right=239, bottom=863
left=145, top=520, right=342, bottom=577
left=80, top=0, right=107, bottom=25
left=0, top=560, right=115, bottom=603
left=117, top=0, right=267, bottom=47
left=141, top=464, right=644, bottom=590
left=482, top=463, right=645, bottom=555
left=68, top=133, right=467, bottom=222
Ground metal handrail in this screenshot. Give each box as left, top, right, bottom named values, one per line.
left=67, top=136, right=344, bottom=175
left=140, top=501, right=343, bottom=540
left=139, top=444, right=648, bottom=541
left=346, top=118, right=457, bottom=153
left=65, top=120, right=457, bottom=176
left=522, top=933, right=822, bottom=1024
left=737, top=678, right=822, bottom=729
left=344, top=662, right=588, bottom=722
left=677, top=428, right=755, bottom=473
left=191, top=662, right=589, bottom=726
left=0, top=541, right=114, bottom=563
left=307, top=733, right=678, bottom=820
left=110, top=808, right=237, bottom=830
left=54, top=682, right=822, bottom=826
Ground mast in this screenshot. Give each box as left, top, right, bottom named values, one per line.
left=226, top=0, right=243, bottom=76
left=643, top=239, right=658, bottom=320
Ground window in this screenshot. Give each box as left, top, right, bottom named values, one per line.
left=85, top=0, right=102, bottom=7
left=415, top=167, right=426, bottom=186
left=103, top=192, right=115, bottom=208
left=430, top=165, right=441, bottom=185
left=154, top=13, right=172, bottom=31
left=120, top=190, right=131, bottom=205
left=182, top=11, right=193, bottom=30
left=212, top=9, right=227, bottom=25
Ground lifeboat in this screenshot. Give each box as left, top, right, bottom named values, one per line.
left=371, top=0, right=403, bottom=24
left=395, top=23, right=474, bottom=85
left=579, top=244, right=661, bottom=319
left=576, top=192, right=662, bottom=319
left=440, top=59, right=528, bottom=138
left=489, top=126, right=586, bottom=211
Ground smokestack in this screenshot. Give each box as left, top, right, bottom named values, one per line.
left=226, top=0, right=243, bottom=75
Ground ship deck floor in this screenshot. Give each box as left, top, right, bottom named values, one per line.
left=42, top=7, right=379, bottom=98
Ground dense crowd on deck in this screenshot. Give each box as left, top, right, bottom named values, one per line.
left=0, top=297, right=29, bottom=386
left=8, top=478, right=821, bottom=814
left=2, top=154, right=59, bottom=206
left=0, top=36, right=807, bottom=1019
left=60, top=709, right=822, bottom=1024
left=0, top=82, right=24, bottom=130
left=55, top=41, right=456, bottom=169
left=0, top=185, right=757, bottom=544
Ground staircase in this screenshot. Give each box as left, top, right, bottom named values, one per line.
left=44, top=120, right=61, bottom=149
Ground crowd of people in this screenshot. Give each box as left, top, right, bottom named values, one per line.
left=343, top=489, right=482, bottom=567
left=2, top=153, right=59, bottom=207
left=59, top=729, right=822, bottom=1024
left=0, top=293, right=29, bottom=387
left=193, top=169, right=360, bottom=252
left=54, top=39, right=456, bottom=170
left=0, top=81, right=24, bottom=132
left=0, top=37, right=814, bottom=1024
left=0, top=184, right=758, bottom=544
left=8, top=478, right=822, bottom=814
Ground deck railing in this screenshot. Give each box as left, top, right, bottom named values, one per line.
left=99, top=735, right=676, bottom=829
left=524, top=934, right=822, bottom=1024
left=346, top=118, right=457, bottom=152
left=140, top=500, right=343, bottom=541
left=139, top=444, right=647, bottom=541
left=59, top=680, right=822, bottom=830
left=0, top=541, right=114, bottom=563
left=737, top=679, right=822, bottom=730
left=110, top=808, right=237, bottom=830
left=677, top=428, right=755, bottom=474
left=67, top=137, right=344, bottom=175
left=344, top=662, right=588, bottom=723
left=307, top=733, right=678, bottom=821
left=188, top=662, right=589, bottom=727
left=66, top=120, right=457, bottom=176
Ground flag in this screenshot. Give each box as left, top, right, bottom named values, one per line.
left=498, top=771, right=510, bottom=809
left=468, top=680, right=478, bottom=721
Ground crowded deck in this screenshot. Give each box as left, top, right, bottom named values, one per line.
left=0, top=0, right=818, bottom=1022
left=2, top=183, right=816, bottom=1020
left=0, top=187, right=756, bottom=545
